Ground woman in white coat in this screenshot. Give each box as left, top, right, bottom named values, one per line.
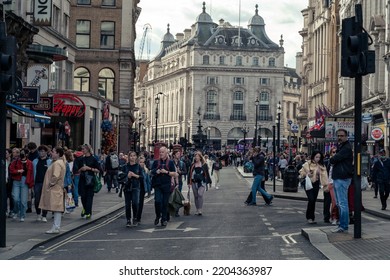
left=39, top=146, right=66, bottom=234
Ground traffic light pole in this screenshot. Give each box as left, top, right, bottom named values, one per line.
left=353, top=75, right=362, bottom=239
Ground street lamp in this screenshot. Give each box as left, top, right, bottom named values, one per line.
left=208, top=127, right=211, bottom=150
left=276, top=101, right=282, bottom=153
left=241, top=124, right=250, bottom=155
left=138, top=116, right=142, bottom=152
left=254, top=97, right=259, bottom=147
left=154, top=92, right=162, bottom=144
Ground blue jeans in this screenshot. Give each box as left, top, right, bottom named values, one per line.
left=333, top=178, right=351, bottom=230
left=12, top=177, right=29, bottom=219
left=73, top=175, right=80, bottom=206
left=251, top=174, right=272, bottom=204
left=124, top=187, right=140, bottom=221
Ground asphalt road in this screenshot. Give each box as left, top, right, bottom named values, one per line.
left=14, top=168, right=327, bottom=260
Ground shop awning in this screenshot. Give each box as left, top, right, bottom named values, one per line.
left=6, top=102, right=51, bottom=124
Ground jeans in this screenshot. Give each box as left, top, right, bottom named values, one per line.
left=305, top=181, right=320, bottom=221
left=378, top=182, right=390, bottom=209
left=124, top=187, right=140, bottom=221
left=250, top=174, right=272, bottom=204
left=154, top=187, right=170, bottom=223
left=333, top=178, right=352, bottom=230
left=12, top=177, right=29, bottom=219
left=136, top=186, right=145, bottom=221
left=106, top=171, right=118, bottom=191
left=73, top=174, right=80, bottom=206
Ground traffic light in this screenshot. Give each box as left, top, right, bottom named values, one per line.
left=0, top=23, right=13, bottom=93
left=298, top=137, right=302, bottom=148
left=341, top=17, right=375, bottom=77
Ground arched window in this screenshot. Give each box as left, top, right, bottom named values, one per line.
left=98, top=68, right=114, bottom=100
left=73, top=67, right=90, bottom=92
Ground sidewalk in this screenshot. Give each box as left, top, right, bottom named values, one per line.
left=237, top=166, right=390, bottom=260
left=1, top=167, right=389, bottom=260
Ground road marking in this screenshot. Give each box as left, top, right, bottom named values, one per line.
left=280, top=233, right=299, bottom=244
left=138, top=222, right=200, bottom=233
left=268, top=227, right=275, bottom=231
left=264, top=222, right=271, bottom=226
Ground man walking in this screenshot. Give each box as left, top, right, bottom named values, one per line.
left=371, top=149, right=390, bottom=210
left=330, top=129, right=353, bottom=233
left=105, top=148, right=120, bottom=193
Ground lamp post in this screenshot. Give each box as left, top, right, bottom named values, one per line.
left=142, top=125, right=146, bottom=151
left=137, top=116, right=142, bottom=152
left=276, top=101, right=282, bottom=153
left=154, top=92, right=162, bottom=144
left=254, top=97, right=259, bottom=147
left=272, top=125, right=276, bottom=192
left=241, top=124, right=250, bottom=155
left=207, top=127, right=211, bottom=150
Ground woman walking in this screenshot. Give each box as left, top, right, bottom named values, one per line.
left=39, top=147, right=66, bottom=234
left=187, top=151, right=212, bottom=216
left=123, top=151, right=143, bottom=227
left=78, top=144, right=100, bottom=220
left=299, top=150, right=328, bottom=224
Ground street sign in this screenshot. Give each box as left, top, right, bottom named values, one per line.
left=288, top=119, right=292, bottom=125
left=290, top=123, right=299, bottom=133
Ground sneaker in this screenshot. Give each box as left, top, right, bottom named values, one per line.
left=216, top=186, right=219, bottom=190
left=331, top=219, right=338, bottom=225
left=161, top=221, right=167, bottom=227
left=247, top=202, right=257, bottom=206
left=307, top=219, right=317, bottom=224
left=126, top=220, right=131, bottom=227
left=132, top=219, right=139, bottom=227
left=154, top=217, right=160, bottom=226
left=36, top=215, right=42, bottom=222
left=373, top=195, right=378, bottom=198
left=41, top=217, right=48, bottom=223
left=12, top=213, right=17, bottom=220
left=85, top=214, right=91, bottom=220
left=20, top=218, right=25, bottom=222
left=331, top=227, right=347, bottom=233
left=266, top=196, right=274, bottom=205
left=81, top=208, right=86, bottom=218
left=46, top=228, right=60, bottom=234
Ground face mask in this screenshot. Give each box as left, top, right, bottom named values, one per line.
left=380, top=156, right=386, bottom=161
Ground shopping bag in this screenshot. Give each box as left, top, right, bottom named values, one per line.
left=94, top=175, right=102, bottom=193
left=305, top=175, right=313, bottom=191
left=65, top=192, right=76, bottom=212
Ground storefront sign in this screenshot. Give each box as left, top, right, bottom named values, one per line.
left=371, top=127, right=384, bottom=141
left=46, top=94, right=86, bottom=118
left=362, top=113, right=372, bottom=124
left=16, top=87, right=40, bottom=104
left=33, top=0, right=52, bottom=26
left=31, top=97, right=53, bottom=113
left=27, top=65, right=49, bottom=94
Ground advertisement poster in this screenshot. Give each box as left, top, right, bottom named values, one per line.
left=17, top=123, right=30, bottom=139
left=325, top=120, right=354, bottom=141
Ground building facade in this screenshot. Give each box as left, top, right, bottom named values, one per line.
left=135, top=3, right=286, bottom=152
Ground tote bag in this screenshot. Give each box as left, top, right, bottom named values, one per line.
left=305, top=175, right=313, bottom=191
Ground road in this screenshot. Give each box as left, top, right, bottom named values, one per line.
left=14, top=167, right=327, bottom=260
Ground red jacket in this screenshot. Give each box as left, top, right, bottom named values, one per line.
left=9, top=159, right=34, bottom=188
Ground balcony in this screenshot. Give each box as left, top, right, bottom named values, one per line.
left=257, top=115, right=273, bottom=121
left=230, top=115, right=247, bottom=121
left=203, top=113, right=220, bottom=120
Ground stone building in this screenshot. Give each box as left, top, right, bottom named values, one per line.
left=135, top=3, right=286, bottom=152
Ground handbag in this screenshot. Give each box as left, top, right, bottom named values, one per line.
left=94, top=175, right=102, bottom=193
left=84, top=173, right=94, bottom=187
left=305, top=175, right=313, bottom=191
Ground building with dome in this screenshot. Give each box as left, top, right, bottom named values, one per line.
left=135, top=3, right=287, bottom=152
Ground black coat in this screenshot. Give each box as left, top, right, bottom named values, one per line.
left=330, top=141, right=353, bottom=180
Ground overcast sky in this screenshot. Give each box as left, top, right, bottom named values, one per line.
left=135, top=0, right=308, bottom=68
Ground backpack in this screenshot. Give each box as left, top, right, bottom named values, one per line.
left=110, top=154, right=119, bottom=169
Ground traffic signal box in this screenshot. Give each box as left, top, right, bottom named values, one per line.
left=0, top=22, right=16, bottom=94
left=341, top=17, right=375, bottom=77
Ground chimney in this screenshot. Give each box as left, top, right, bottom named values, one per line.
left=176, top=32, right=184, bottom=41
left=184, top=28, right=191, bottom=39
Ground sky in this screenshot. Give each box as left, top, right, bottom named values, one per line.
left=135, top=0, right=308, bottom=68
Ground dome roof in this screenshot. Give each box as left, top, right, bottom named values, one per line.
left=248, top=4, right=264, bottom=26
left=196, top=2, right=213, bottom=23
left=162, top=24, right=175, bottom=42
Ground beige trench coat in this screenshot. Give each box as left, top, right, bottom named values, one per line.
left=39, top=157, right=66, bottom=212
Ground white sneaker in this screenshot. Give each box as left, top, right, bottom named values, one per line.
left=46, top=227, right=60, bottom=234
left=36, top=215, right=42, bottom=222
left=12, top=214, right=17, bottom=220
left=41, top=217, right=48, bottom=222
left=216, top=186, right=219, bottom=190
left=20, top=218, right=25, bottom=222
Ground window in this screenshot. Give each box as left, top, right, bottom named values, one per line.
left=231, top=90, right=244, bottom=120
left=53, top=5, right=60, bottom=32
left=253, top=57, right=259, bottom=66
left=65, top=61, right=72, bottom=89
left=259, top=104, right=270, bottom=120
left=236, top=56, right=242, bottom=66
left=207, top=76, right=218, bottom=85
left=206, top=90, right=217, bottom=115
left=74, top=67, right=90, bottom=92
left=77, top=0, right=91, bottom=4
left=219, top=56, right=225, bottom=65
left=98, top=68, right=115, bottom=100
left=234, top=77, right=244, bottom=85
left=50, top=62, right=61, bottom=89
left=203, top=55, right=209, bottom=65
left=268, top=57, right=276, bottom=67
left=76, top=20, right=91, bottom=48
left=260, top=91, right=269, bottom=101
left=260, top=78, right=270, bottom=85
left=64, top=14, right=70, bottom=38
left=100, top=21, right=115, bottom=49
left=102, top=0, right=116, bottom=6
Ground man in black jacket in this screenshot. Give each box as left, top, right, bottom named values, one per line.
left=247, top=148, right=273, bottom=206
left=371, top=149, right=390, bottom=210
left=329, top=129, right=353, bottom=233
